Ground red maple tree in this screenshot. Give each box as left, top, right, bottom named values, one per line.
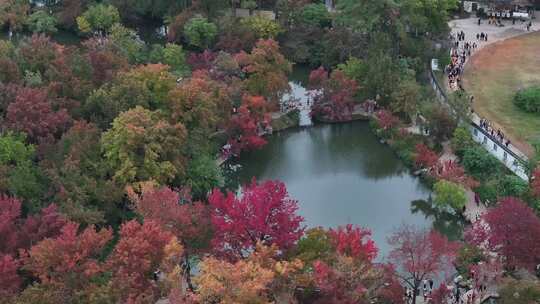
left=0, top=195, right=67, bottom=256
left=235, top=39, right=291, bottom=104
left=208, top=179, right=304, bottom=260
left=313, top=257, right=370, bottom=304
left=187, top=50, right=217, bottom=71
left=388, top=225, right=459, bottom=304
left=430, top=283, right=452, bottom=304
left=414, top=143, right=439, bottom=169
left=127, top=183, right=212, bottom=291
left=22, top=222, right=112, bottom=289
left=309, top=67, right=358, bottom=122
left=375, top=110, right=399, bottom=131
left=432, top=160, right=480, bottom=189
left=127, top=183, right=211, bottom=252
left=0, top=254, right=21, bottom=299
left=328, top=224, right=378, bottom=262
left=107, top=220, right=174, bottom=302
left=465, top=197, right=540, bottom=270
left=5, top=87, right=71, bottom=142
left=226, top=95, right=271, bottom=156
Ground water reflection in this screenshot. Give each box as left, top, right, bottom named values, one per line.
left=411, top=199, right=464, bottom=241
left=228, top=121, right=435, bottom=257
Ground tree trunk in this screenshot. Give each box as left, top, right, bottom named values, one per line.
left=412, top=286, right=419, bottom=304
left=183, top=253, right=194, bottom=291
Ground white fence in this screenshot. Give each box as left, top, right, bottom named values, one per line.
left=428, top=66, right=529, bottom=181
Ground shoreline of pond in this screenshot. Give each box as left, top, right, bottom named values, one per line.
left=225, top=120, right=465, bottom=257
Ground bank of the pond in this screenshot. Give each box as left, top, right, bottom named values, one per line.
left=227, top=121, right=463, bottom=258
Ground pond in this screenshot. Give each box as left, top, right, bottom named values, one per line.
left=0, top=23, right=165, bottom=46
left=0, top=29, right=82, bottom=45
left=227, top=66, right=463, bottom=258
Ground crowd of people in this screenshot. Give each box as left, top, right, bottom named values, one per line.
left=447, top=31, right=470, bottom=91
left=445, top=30, right=513, bottom=151
left=404, top=279, right=435, bottom=304
left=449, top=266, right=501, bottom=304
left=447, top=30, right=489, bottom=91
left=479, top=118, right=511, bottom=148
left=361, top=99, right=379, bottom=114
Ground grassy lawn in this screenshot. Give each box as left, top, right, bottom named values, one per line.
left=463, top=31, right=540, bottom=156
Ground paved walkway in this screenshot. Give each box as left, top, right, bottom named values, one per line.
left=448, top=17, right=538, bottom=48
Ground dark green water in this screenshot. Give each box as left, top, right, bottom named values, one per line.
left=0, top=30, right=81, bottom=45
left=228, top=121, right=462, bottom=257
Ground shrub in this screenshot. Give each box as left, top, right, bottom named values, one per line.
left=497, top=175, right=528, bottom=198
left=514, top=86, right=540, bottom=113
left=475, top=181, right=498, bottom=205
left=461, top=146, right=502, bottom=181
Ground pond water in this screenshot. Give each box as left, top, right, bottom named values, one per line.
left=0, top=23, right=165, bottom=46
left=228, top=121, right=446, bottom=257
left=0, top=29, right=82, bottom=45
left=227, top=66, right=463, bottom=258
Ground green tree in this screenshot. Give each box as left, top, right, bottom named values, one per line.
left=184, top=154, right=223, bottom=200
left=425, top=103, right=457, bottom=142
left=149, top=43, right=189, bottom=76
left=433, top=180, right=467, bottom=211
left=400, top=0, right=458, bottom=36
left=83, top=64, right=176, bottom=129
left=451, top=125, right=475, bottom=157
left=108, top=23, right=145, bottom=64
left=101, top=106, right=187, bottom=185
left=0, top=132, right=48, bottom=212
left=240, top=16, right=283, bottom=39
left=337, top=57, right=366, bottom=82
left=391, top=78, right=421, bottom=122
left=336, top=0, right=398, bottom=33
left=454, top=244, right=485, bottom=278
left=77, top=3, right=120, bottom=34
left=301, top=3, right=331, bottom=27
left=294, top=227, right=333, bottom=266
left=363, top=47, right=400, bottom=102
left=27, top=10, right=58, bottom=34
left=183, top=17, right=218, bottom=49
